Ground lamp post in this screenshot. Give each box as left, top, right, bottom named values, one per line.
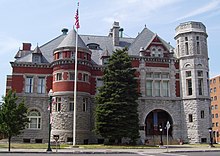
left=159, top=125, right=163, bottom=146
left=208, top=127, right=214, bottom=147
left=47, top=89, right=53, bottom=152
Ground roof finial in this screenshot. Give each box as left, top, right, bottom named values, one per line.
left=145, top=24, right=146, bottom=28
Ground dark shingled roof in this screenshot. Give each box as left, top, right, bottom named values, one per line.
left=13, top=26, right=173, bottom=65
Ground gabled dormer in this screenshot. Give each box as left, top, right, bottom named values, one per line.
left=140, top=34, right=172, bottom=58
left=32, top=45, right=42, bottom=63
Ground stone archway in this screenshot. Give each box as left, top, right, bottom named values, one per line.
left=145, top=109, right=173, bottom=136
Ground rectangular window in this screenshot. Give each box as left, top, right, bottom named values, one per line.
left=153, top=73, right=160, bottom=78
left=82, top=98, right=88, bottom=112
left=58, top=52, right=62, bottom=59
left=189, top=114, right=193, bottom=122
left=83, top=73, right=89, bottom=82
left=69, top=97, right=74, bottom=111
left=216, top=122, right=219, bottom=127
left=96, top=78, right=103, bottom=94
left=56, top=97, right=61, bottom=112
left=56, top=73, right=62, bottom=81
left=69, top=72, right=75, bottom=80
left=198, top=78, right=203, bottom=95
left=197, top=71, right=203, bottom=77
left=185, top=42, right=189, bottom=55
left=201, top=110, right=205, bottom=119
left=215, top=114, right=218, bottom=118
left=215, top=105, right=218, bottom=109
left=154, top=81, right=160, bottom=97
left=186, top=71, right=191, bottom=77
left=196, top=42, right=200, bottom=54
left=186, top=79, right=192, bottom=95
left=214, top=87, right=216, bottom=92
left=162, top=81, right=169, bottom=97
left=25, top=76, right=34, bottom=93
left=212, top=114, right=214, bottom=118
left=162, top=73, right=169, bottom=78
left=146, top=80, right=153, bottom=96
left=37, top=77, right=45, bottom=94
left=146, top=73, right=152, bottom=78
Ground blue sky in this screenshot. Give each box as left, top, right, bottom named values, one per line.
left=0, top=0, right=220, bottom=97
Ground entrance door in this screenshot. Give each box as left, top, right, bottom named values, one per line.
left=145, top=109, right=172, bottom=136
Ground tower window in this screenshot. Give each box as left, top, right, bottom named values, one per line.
left=197, top=71, right=203, bottom=77
left=185, top=37, right=188, bottom=41
left=196, top=42, right=200, bottom=54
left=186, top=79, right=192, bottom=95
left=201, top=110, right=205, bottom=119
left=82, top=98, right=88, bottom=112
left=198, top=78, right=203, bottom=95
left=55, top=97, right=61, bottom=112
left=189, top=114, right=193, bottom=122
left=186, top=71, right=191, bottom=77
left=56, top=73, right=62, bottom=81
left=185, top=42, right=189, bottom=55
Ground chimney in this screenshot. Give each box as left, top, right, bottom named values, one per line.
left=22, top=43, right=31, bottom=51
left=61, top=28, right=68, bottom=35
left=119, top=28, right=124, bottom=38
left=112, top=21, right=120, bottom=46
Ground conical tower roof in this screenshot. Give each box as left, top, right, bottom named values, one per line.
left=57, top=29, right=88, bottom=50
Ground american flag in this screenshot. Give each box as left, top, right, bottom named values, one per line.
left=75, top=3, right=80, bottom=29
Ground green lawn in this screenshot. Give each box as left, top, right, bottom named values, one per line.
left=0, top=143, right=69, bottom=149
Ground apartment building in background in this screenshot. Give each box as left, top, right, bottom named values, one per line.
left=210, top=75, right=220, bottom=143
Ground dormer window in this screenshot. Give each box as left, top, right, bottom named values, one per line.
left=87, top=43, right=100, bottom=50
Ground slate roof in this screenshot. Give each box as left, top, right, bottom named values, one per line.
left=14, top=26, right=173, bottom=65
left=57, top=29, right=88, bottom=50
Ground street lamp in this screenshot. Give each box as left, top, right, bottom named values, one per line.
left=47, top=89, right=53, bottom=152
left=208, top=127, right=214, bottom=147
left=159, top=125, right=163, bottom=146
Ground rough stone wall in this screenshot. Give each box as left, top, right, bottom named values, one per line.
left=181, top=99, right=211, bottom=143
left=12, top=95, right=49, bottom=143
left=138, top=98, right=183, bottom=144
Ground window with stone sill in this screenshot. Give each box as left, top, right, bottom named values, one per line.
left=82, top=98, right=88, bottom=112
left=55, top=97, right=61, bottom=112
left=56, top=73, right=62, bottom=81
left=25, top=76, right=34, bottom=93
left=69, top=97, right=74, bottom=111
left=27, top=109, right=41, bottom=129
left=37, top=77, right=45, bottom=94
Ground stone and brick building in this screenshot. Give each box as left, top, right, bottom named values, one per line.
left=6, top=21, right=211, bottom=144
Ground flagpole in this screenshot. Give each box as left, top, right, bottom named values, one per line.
left=73, top=0, right=80, bottom=147
left=73, top=27, right=78, bottom=146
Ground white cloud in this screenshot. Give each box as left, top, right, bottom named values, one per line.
left=176, top=0, right=220, bottom=21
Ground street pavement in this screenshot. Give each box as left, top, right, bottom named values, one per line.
left=0, top=145, right=220, bottom=155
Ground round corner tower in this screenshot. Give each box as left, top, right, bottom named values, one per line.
left=174, top=21, right=211, bottom=143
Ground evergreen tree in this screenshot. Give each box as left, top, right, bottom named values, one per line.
left=0, top=89, right=29, bottom=151
left=95, top=48, right=140, bottom=144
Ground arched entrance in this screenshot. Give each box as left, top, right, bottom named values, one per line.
left=145, top=109, right=173, bottom=136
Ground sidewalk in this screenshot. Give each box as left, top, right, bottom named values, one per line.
left=0, top=145, right=220, bottom=154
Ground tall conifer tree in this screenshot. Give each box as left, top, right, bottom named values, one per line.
left=95, top=48, right=139, bottom=144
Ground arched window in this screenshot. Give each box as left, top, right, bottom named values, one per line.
left=27, top=109, right=41, bottom=129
